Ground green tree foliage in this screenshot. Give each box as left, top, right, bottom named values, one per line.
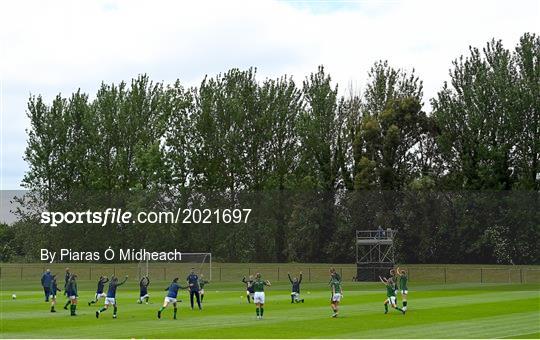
left=10, top=33, right=539, bottom=264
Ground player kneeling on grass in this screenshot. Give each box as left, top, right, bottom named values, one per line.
left=49, top=275, right=61, bottom=313
left=396, top=267, right=408, bottom=311
left=379, top=276, right=405, bottom=315
left=330, top=277, right=342, bottom=318
left=158, top=277, right=187, bottom=320
left=252, top=273, right=271, bottom=320
left=96, top=275, right=128, bottom=319
left=88, top=276, right=109, bottom=306
left=242, top=275, right=255, bottom=303
left=65, top=274, right=79, bottom=316
left=138, top=276, right=150, bottom=304
left=288, top=272, right=304, bottom=303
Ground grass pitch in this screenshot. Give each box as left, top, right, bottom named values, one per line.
left=1, top=280, right=539, bottom=338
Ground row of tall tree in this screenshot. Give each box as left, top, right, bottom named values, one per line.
left=3, top=33, right=539, bottom=264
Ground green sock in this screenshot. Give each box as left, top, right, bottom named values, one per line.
left=159, top=306, right=165, bottom=312
left=113, top=306, right=117, bottom=315
left=403, top=301, right=407, bottom=307
left=256, top=308, right=259, bottom=316
left=395, top=306, right=403, bottom=311
left=64, top=300, right=71, bottom=308
left=99, top=307, right=106, bottom=313
left=173, top=307, right=177, bottom=318
left=384, top=303, right=388, bottom=312
left=261, top=308, right=264, bottom=316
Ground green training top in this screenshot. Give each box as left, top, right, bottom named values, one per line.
left=386, top=283, right=395, bottom=297
left=399, top=275, right=408, bottom=290
left=252, top=279, right=267, bottom=292
left=330, top=279, right=341, bottom=293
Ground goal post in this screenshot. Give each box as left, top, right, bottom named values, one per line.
left=138, top=252, right=212, bottom=281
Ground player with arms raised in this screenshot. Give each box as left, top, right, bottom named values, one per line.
left=252, top=273, right=271, bottom=320
left=95, top=275, right=128, bottom=319
left=88, top=276, right=108, bottom=306
left=396, top=267, right=408, bottom=311
left=288, top=272, right=304, bottom=303
left=379, top=276, right=405, bottom=315
left=138, top=276, right=150, bottom=304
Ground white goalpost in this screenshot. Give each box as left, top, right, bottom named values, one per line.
left=138, top=252, right=212, bottom=281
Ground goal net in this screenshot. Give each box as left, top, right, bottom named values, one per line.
left=138, top=252, right=212, bottom=281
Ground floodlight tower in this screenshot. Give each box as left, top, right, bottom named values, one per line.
left=355, top=229, right=396, bottom=281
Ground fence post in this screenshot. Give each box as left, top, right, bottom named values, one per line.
left=219, top=267, right=222, bottom=281
left=21, top=265, right=23, bottom=280
left=308, top=268, right=311, bottom=282
left=508, top=269, right=511, bottom=284
left=277, top=267, right=280, bottom=281
left=520, top=268, right=523, bottom=284
left=480, top=268, right=483, bottom=284
left=444, top=267, right=447, bottom=284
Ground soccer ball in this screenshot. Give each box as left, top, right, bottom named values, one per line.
left=12, top=294, right=16, bottom=299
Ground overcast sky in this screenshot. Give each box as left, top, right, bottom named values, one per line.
left=1, top=0, right=538, bottom=189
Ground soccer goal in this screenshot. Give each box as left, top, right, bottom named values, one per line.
left=138, top=252, right=212, bottom=281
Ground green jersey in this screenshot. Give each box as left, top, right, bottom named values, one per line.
left=330, top=279, right=342, bottom=294
left=252, top=279, right=267, bottom=292
left=399, top=274, right=408, bottom=290
left=386, top=283, right=395, bottom=297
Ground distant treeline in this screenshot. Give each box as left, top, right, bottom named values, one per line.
left=1, top=33, right=538, bottom=264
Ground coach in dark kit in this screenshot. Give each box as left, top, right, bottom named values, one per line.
left=40, top=269, right=52, bottom=302
left=186, top=268, right=202, bottom=310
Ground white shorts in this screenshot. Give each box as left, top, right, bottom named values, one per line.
left=49, top=294, right=56, bottom=299
left=96, top=292, right=106, bottom=298
left=401, top=290, right=408, bottom=295
left=253, top=292, right=265, bottom=304
left=291, top=292, right=299, bottom=297
left=332, top=293, right=342, bottom=302
left=387, top=296, right=397, bottom=305
left=164, top=297, right=177, bottom=304
left=69, top=295, right=77, bottom=300
left=200, top=289, right=204, bottom=294
left=105, top=297, right=116, bottom=305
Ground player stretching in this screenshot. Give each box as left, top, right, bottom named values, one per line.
left=252, top=273, right=271, bottom=320
left=95, top=275, right=128, bottom=319
left=65, top=274, right=78, bottom=316
left=288, top=272, right=304, bottom=303
left=187, top=268, right=202, bottom=310
left=330, top=277, right=342, bottom=318
left=199, top=274, right=209, bottom=303
left=88, top=276, right=109, bottom=306
left=242, top=275, right=255, bottom=303
left=138, top=276, right=150, bottom=304
left=379, top=276, right=405, bottom=315
left=396, top=267, right=408, bottom=311
left=157, top=278, right=186, bottom=319
left=49, top=275, right=61, bottom=312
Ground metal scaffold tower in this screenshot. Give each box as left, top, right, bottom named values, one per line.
left=355, top=229, right=396, bottom=281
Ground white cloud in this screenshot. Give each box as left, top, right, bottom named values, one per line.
left=1, top=0, right=538, bottom=189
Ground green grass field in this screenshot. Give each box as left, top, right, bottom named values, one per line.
left=1, top=279, right=539, bottom=338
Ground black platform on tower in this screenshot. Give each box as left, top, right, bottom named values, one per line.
left=355, top=229, right=396, bottom=281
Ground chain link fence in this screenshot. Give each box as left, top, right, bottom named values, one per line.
left=0, top=263, right=539, bottom=284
